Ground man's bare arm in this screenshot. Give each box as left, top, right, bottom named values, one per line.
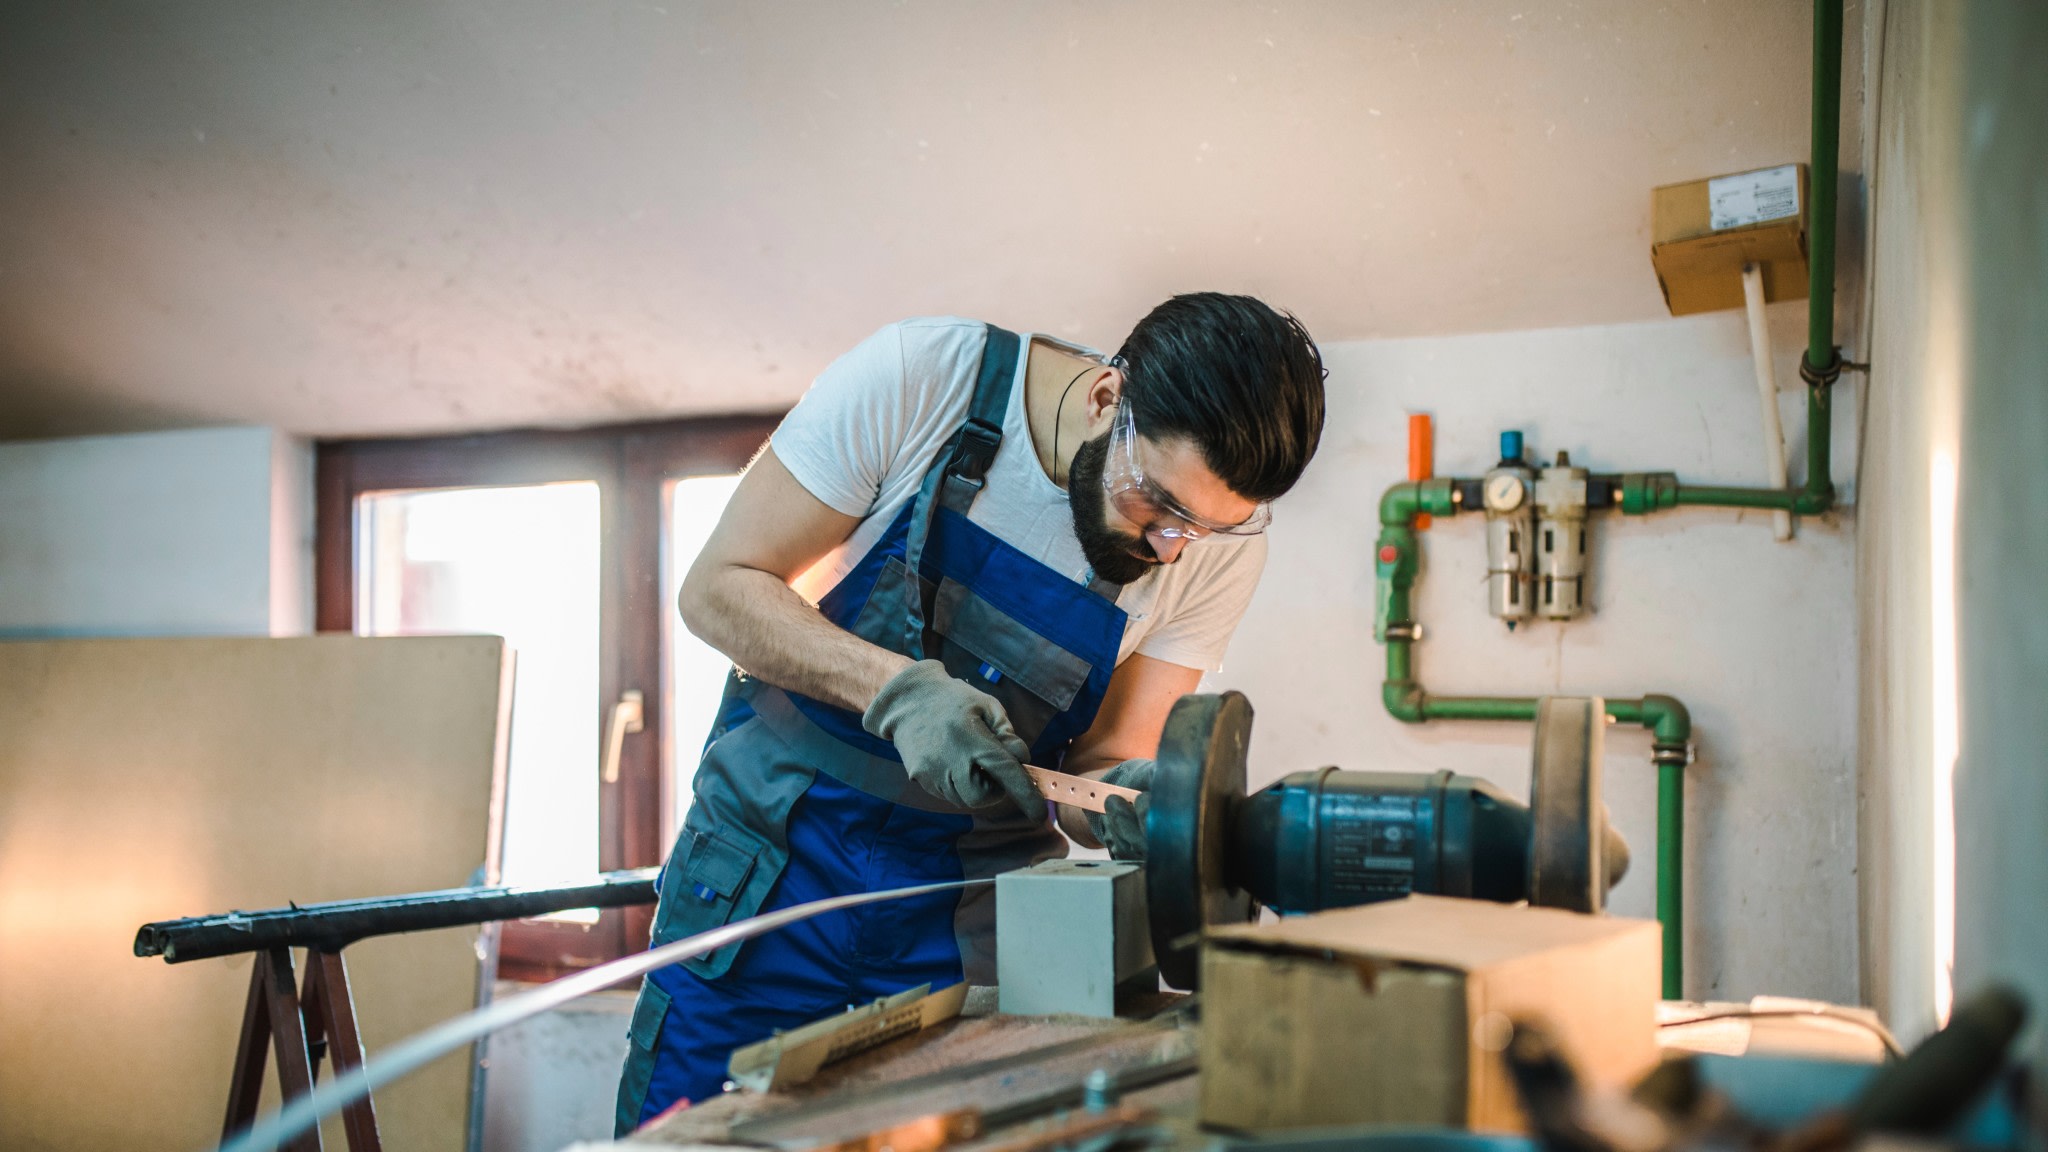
left=1054, top=653, right=1203, bottom=845
left=678, top=447, right=911, bottom=713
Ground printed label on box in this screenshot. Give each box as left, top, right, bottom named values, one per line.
left=1708, top=164, right=1800, bottom=231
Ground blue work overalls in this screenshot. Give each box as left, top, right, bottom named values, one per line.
left=615, top=326, right=1128, bottom=1132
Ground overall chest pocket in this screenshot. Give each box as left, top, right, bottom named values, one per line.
left=931, top=575, right=1104, bottom=751
left=848, top=557, right=1104, bottom=748
left=930, top=579, right=1093, bottom=711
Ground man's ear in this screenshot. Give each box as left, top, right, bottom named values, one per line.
left=1082, top=367, right=1123, bottom=429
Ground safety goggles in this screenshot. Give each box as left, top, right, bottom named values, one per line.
left=1103, top=400, right=1272, bottom=539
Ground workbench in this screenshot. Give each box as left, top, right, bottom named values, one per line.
left=589, top=991, right=1904, bottom=1152
left=607, top=989, right=1208, bottom=1151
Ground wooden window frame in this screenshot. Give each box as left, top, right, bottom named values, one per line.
left=315, top=415, right=781, bottom=982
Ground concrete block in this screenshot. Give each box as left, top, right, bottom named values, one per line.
left=996, top=859, right=1155, bottom=1017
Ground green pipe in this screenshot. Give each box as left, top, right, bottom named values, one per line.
left=1659, top=758, right=1685, bottom=998
left=1807, top=0, right=1843, bottom=375
left=1378, top=478, right=1460, bottom=527
left=1604, top=693, right=1693, bottom=750
left=1626, top=377, right=1834, bottom=515
left=1797, top=0, right=1843, bottom=516
left=1800, top=377, right=1835, bottom=513
left=1644, top=372, right=1834, bottom=515
left=1617, top=0, right=1843, bottom=520
left=1609, top=694, right=1692, bottom=993
left=1386, top=657, right=1690, bottom=994
left=1362, top=0, right=1844, bottom=999
left=1377, top=487, right=1691, bottom=998
left=1386, top=646, right=1690, bottom=749
left=1674, top=485, right=1802, bottom=511
left=1422, top=696, right=1539, bottom=723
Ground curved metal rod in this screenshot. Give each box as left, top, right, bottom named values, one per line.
left=213, top=877, right=991, bottom=1152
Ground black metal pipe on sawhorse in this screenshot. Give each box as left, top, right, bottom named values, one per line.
left=136, top=868, right=660, bottom=1152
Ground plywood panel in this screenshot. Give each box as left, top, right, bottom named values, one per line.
left=0, top=635, right=512, bottom=1152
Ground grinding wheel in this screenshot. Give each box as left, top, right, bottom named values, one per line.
left=1527, top=695, right=1607, bottom=913
left=1144, top=691, right=1257, bottom=989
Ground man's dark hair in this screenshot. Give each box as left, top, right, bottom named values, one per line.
left=1113, top=292, right=1327, bottom=503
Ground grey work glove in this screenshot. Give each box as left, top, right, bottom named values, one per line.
left=1084, top=758, right=1155, bottom=861
left=863, top=659, right=1041, bottom=816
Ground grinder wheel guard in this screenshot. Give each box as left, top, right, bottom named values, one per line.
left=1144, top=691, right=1256, bottom=990
left=1528, top=695, right=1608, bottom=913
left=1141, top=691, right=1621, bottom=991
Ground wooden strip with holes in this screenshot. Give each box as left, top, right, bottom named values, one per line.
left=1024, top=766, right=1140, bottom=814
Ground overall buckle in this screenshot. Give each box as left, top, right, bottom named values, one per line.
left=951, top=419, right=1002, bottom=486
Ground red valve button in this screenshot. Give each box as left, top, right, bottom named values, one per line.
left=1378, top=545, right=1399, bottom=564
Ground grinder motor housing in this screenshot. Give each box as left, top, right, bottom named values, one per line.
left=1143, top=692, right=1626, bottom=989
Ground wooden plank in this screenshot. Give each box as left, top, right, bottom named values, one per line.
left=642, top=1010, right=1126, bottom=1146
left=616, top=1004, right=1204, bottom=1151
left=0, top=636, right=512, bottom=1152
left=728, top=983, right=970, bottom=1093
left=728, top=1018, right=1198, bottom=1150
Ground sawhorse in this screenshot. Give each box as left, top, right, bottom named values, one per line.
left=223, top=946, right=381, bottom=1152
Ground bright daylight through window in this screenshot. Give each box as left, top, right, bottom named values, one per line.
left=664, top=474, right=743, bottom=838
left=356, top=482, right=602, bottom=893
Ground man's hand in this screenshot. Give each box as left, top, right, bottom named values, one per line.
left=1084, top=758, right=1154, bottom=860
left=863, top=660, right=1042, bottom=816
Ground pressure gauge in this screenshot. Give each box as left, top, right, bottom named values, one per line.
left=1483, top=436, right=1537, bottom=625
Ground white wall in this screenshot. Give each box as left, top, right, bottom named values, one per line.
left=0, top=426, right=313, bottom=637
left=0, top=1, right=1847, bottom=441
left=1952, top=0, right=2048, bottom=1115
left=1853, top=0, right=1959, bottom=1043
left=1215, top=302, right=1862, bottom=1004
left=1860, top=0, right=2048, bottom=1109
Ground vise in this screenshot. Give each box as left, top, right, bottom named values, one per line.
left=1142, top=692, right=1629, bottom=988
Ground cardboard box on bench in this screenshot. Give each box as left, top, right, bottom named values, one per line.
left=1199, top=895, right=1661, bottom=1133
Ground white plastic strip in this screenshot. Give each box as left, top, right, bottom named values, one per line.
left=1742, top=262, right=1795, bottom=541
left=212, top=877, right=990, bottom=1152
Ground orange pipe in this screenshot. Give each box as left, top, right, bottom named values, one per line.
left=1407, top=413, right=1433, bottom=530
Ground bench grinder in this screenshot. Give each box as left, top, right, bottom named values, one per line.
left=1142, top=692, right=1629, bottom=988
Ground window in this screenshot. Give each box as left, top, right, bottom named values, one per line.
left=359, top=483, right=604, bottom=895
left=316, top=417, right=777, bottom=979
left=663, top=474, right=745, bottom=841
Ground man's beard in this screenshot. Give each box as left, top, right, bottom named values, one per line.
left=1066, top=432, right=1157, bottom=586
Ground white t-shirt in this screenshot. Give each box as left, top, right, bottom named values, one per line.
left=773, top=317, right=1265, bottom=673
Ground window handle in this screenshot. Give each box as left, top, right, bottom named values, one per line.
left=601, top=689, right=645, bottom=784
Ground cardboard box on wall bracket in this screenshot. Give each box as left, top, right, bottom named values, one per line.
left=1198, top=895, right=1662, bottom=1134
left=1651, top=163, right=1810, bottom=316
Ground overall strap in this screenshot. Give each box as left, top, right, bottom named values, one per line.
left=898, top=325, right=1021, bottom=658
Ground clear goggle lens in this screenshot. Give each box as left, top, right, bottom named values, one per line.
left=1103, top=403, right=1270, bottom=539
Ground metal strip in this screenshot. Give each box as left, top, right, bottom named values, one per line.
left=212, top=877, right=992, bottom=1152
left=1025, top=766, right=1140, bottom=814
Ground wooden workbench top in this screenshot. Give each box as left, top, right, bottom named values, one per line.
left=615, top=990, right=1200, bottom=1149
